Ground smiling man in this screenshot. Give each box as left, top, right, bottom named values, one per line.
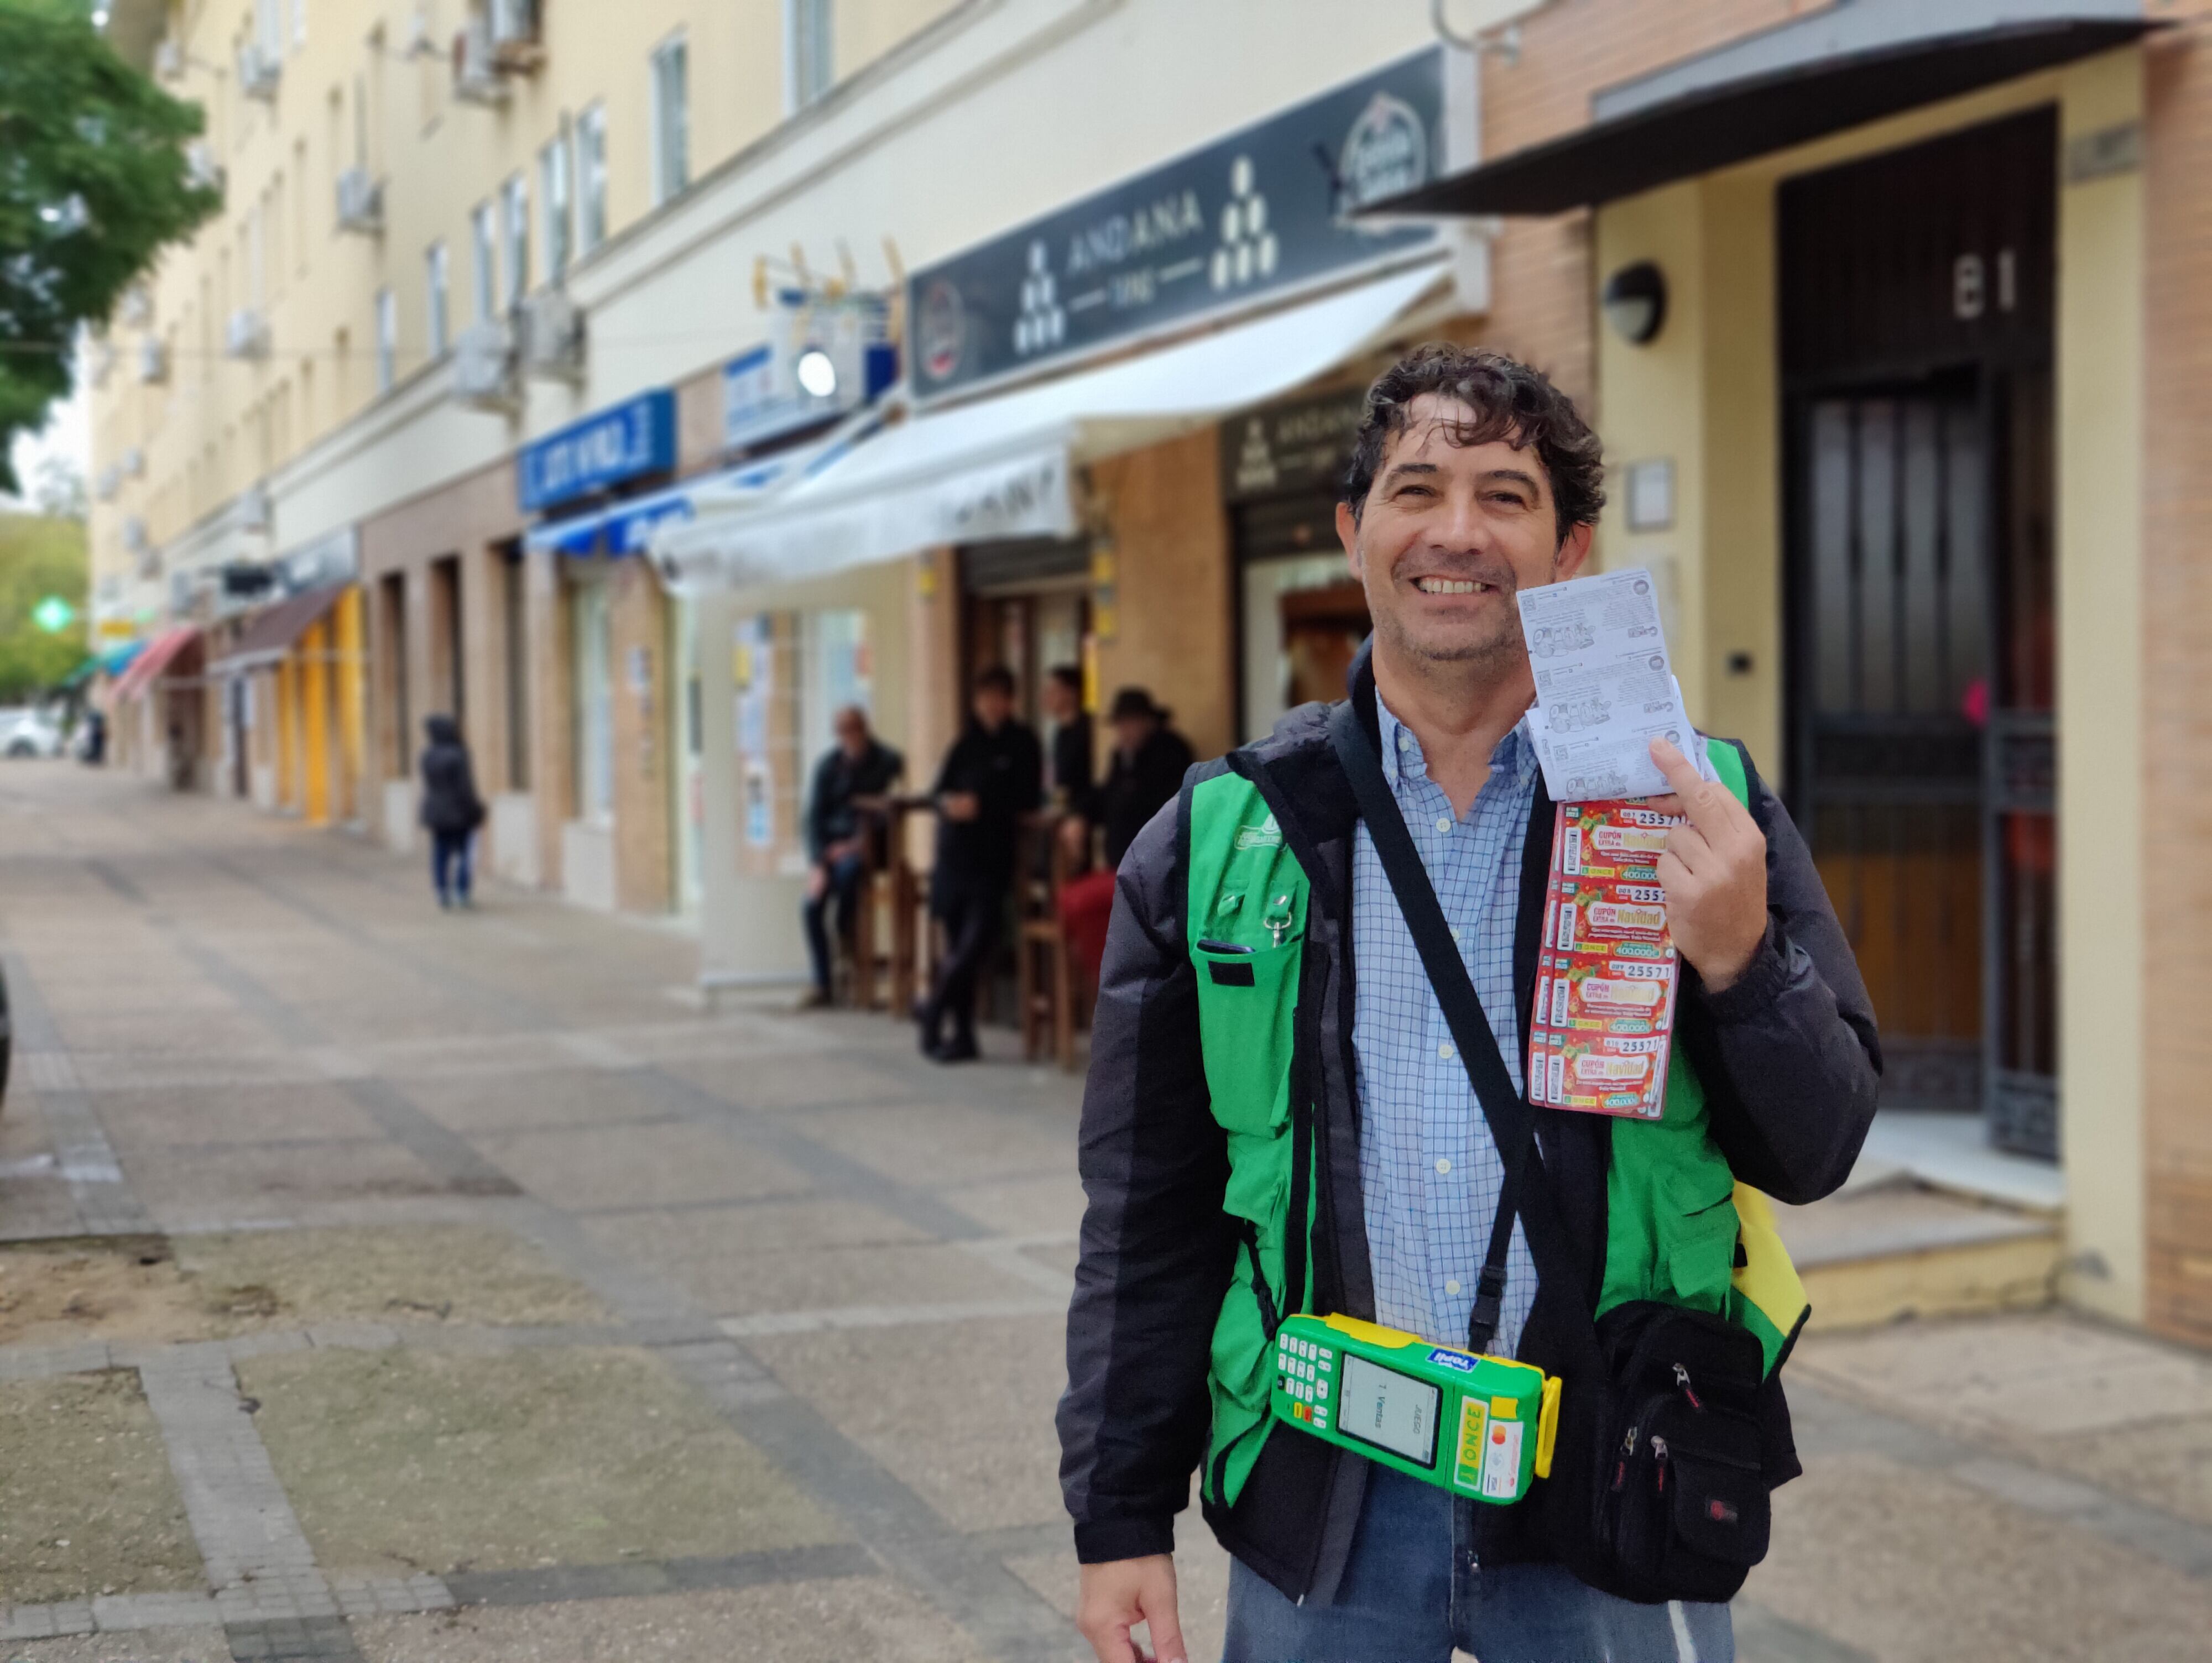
left=1057, top=345, right=1880, bottom=1663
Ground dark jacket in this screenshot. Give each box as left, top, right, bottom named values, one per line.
left=930, top=717, right=1043, bottom=898
left=1098, top=725, right=1196, bottom=871
left=417, top=716, right=485, bottom=836
left=805, top=738, right=904, bottom=864
left=1053, top=718, right=1096, bottom=817
left=1057, top=659, right=1881, bottom=1599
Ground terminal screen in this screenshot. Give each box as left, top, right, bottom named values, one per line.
left=1339, top=1354, right=1439, bottom=1466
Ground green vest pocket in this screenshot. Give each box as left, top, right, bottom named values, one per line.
left=1194, top=938, right=1301, bottom=1136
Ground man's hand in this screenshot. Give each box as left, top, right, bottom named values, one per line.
left=804, top=863, right=829, bottom=903
left=940, top=791, right=980, bottom=823
left=1647, top=736, right=1768, bottom=993
left=1077, top=1556, right=1186, bottom=1663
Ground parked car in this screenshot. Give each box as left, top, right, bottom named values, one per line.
left=0, top=708, right=64, bottom=759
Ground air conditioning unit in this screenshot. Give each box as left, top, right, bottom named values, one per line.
left=137, top=337, right=169, bottom=383
left=451, top=19, right=509, bottom=105
left=237, top=41, right=280, bottom=101
left=186, top=141, right=225, bottom=194
left=520, top=290, right=584, bottom=381
left=336, top=168, right=383, bottom=234
left=118, top=285, right=153, bottom=327
left=236, top=484, right=272, bottom=534
left=487, top=0, right=543, bottom=71
left=123, top=447, right=145, bottom=479
left=225, top=309, right=269, bottom=360
left=95, top=466, right=121, bottom=503
left=452, top=319, right=518, bottom=407
left=122, top=516, right=149, bottom=555
left=154, top=38, right=182, bottom=80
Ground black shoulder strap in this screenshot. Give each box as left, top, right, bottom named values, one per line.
left=1326, top=699, right=1532, bottom=1356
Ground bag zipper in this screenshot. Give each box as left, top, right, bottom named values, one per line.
left=1238, top=1219, right=1281, bottom=1336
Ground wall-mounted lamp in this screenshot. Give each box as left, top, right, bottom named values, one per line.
left=1601, top=261, right=1668, bottom=346
left=795, top=347, right=838, bottom=399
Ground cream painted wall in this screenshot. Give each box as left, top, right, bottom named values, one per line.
left=88, top=0, right=963, bottom=602
left=1592, top=51, right=2150, bottom=1312
left=2053, top=50, right=2146, bottom=1324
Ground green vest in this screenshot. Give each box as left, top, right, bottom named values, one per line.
left=1186, top=746, right=1809, bottom=1509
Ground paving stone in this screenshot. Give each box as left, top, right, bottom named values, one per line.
left=1741, top=1449, right=2212, bottom=1663
left=0, top=1622, right=220, bottom=1661
left=754, top=1315, right=1070, bottom=1533
left=785, top=1102, right=1077, bottom=1189
left=469, top=1125, right=812, bottom=1212
left=94, top=1086, right=390, bottom=1153
left=349, top=1580, right=999, bottom=1663
left=603, top=1232, right=1043, bottom=1320
left=395, top=1071, right=675, bottom=1134
left=239, top=1345, right=843, bottom=1578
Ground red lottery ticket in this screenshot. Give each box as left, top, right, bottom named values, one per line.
left=1527, top=801, right=1686, bottom=1120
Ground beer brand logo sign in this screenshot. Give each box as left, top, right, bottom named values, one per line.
left=918, top=280, right=967, bottom=384
left=1338, top=92, right=1428, bottom=212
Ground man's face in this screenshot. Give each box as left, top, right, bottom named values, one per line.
left=1112, top=714, right=1153, bottom=757
left=1336, top=394, right=1593, bottom=672
left=835, top=711, right=869, bottom=757
left=1044, top=678, right=1079, bottom=724
left=974, top=685, right=1014, bottom=730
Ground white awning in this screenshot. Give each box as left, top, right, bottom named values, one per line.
left=651, top=259, right=1446, bottom=595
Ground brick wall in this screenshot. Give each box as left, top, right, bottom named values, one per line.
left=2141, top=10, right=2212, bottom=1347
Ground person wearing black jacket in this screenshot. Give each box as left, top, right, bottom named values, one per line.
left=1093, top=688, right=1194, bottom=870
left=799, top=705, right=904, bottom=1008
left=1044, top=664, right=1094, bottom=816
left=916, top=665, right=1042, bottom=1061
left=1059, top=347, right=1880, bottom=1663
left=417, top=715, right=485, bottom=910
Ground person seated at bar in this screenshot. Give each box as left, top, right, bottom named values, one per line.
left=1059, top=687, right=1196, bottom=987
left=916, top=665, right=1043, bottom=1061
left=799, top=704, right=904, bottom=1010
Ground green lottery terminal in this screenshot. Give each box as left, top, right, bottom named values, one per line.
left=1269, top=1314, right=1561, bottom=1504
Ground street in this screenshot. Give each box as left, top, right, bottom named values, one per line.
left=0, top=762, right=2208, bottom=1663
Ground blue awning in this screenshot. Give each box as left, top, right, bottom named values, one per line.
left=525, top=453, right=805, bottom=559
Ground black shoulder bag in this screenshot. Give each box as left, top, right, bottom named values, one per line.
left=1328, top=699, right=1777, bottom=1605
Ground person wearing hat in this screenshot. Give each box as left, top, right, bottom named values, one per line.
left=1060, top=687, right=1196, bottom=989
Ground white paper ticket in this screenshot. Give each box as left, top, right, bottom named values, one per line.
left=1517, top=568, right=1704, bottom=801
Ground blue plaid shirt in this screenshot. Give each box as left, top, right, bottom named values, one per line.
left=1353, top=697, right=1540, bottom=1356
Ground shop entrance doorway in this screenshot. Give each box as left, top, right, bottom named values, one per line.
left=1780, top=109, right=2057, bottom=1157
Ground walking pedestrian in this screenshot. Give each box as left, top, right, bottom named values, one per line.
left=418, top=714, right=485, bottom=910
left=799, top=705, right=904, bottom=1008
left=915, top=665, right=1041, bottom=1062
left=1059, top=344, right=1880, bottom=1663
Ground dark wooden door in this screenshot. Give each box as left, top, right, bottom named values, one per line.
left=1780, top=111, right=2058, bottom=1155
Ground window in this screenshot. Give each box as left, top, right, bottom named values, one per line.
left=374, top=287, right=397, bottom=391
left=254, top=0, right=283, bottom=56
left=540, top=137, right=571, bottom=283
left=785, top=0, right=833, bottom=111
left=650, top=36, right=688, bottom=206
left=575, top=104, right=608, bottom=252
left=502, top=549, right=530, bottom=791
left=425, top=241, right=450, bottom=357
left=293, top=0, right=307, bottom=48
left=501, top=174, right=529, bottom=306
left=471, top=200, right=497, bottom=321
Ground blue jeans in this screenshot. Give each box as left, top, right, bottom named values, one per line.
left=802, top=851, right=868, bottom=995
left=1223, top=1464, right=1733, bottom=1663
left=431, top=828, right=473, bottom=903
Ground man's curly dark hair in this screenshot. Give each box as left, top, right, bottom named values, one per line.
left=1341, top=344, right=1605, bottom=545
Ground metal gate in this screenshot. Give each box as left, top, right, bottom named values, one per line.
left=1780, top=111, right=2058, bottom=1157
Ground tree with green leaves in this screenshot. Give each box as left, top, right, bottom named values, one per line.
left=0, top=0, right=220, bottom=494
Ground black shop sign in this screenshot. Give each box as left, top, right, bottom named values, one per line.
left=1220, top=384, right=1369, bottom=504
left=909, top=48, right=1446, bottom=401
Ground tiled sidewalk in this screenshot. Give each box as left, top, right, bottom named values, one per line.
left=0, top=763, right=2205, bottom=1663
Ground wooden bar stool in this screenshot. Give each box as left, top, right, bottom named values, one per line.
left=1016, top=812, right=1081, bottom=1070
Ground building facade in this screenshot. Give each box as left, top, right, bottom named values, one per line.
left=84, top=0, right=2212, bottom=1349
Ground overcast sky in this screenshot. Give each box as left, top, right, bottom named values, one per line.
left=1, top=375, right=89, bottom=514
